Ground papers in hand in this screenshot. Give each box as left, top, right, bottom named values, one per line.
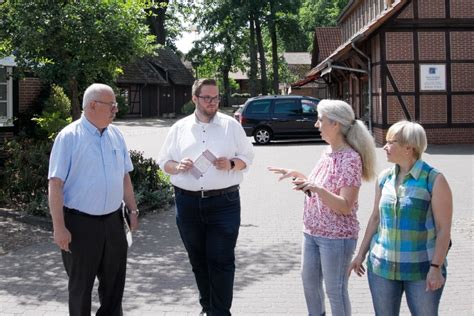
left=190, top=150, right=217, bottom=179
left=122, top=204, right=133, bottom=247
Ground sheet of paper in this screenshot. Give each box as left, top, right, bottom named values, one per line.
left=190, top=150, right=217, bottom=179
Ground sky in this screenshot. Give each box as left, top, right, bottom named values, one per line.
left=175, top=27, right=199, bottom=54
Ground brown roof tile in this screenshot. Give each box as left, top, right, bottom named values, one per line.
left=313, top=27, right=342, bottom=64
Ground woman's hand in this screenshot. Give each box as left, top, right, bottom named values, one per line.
left=292, top=179, right=319, bottom=196
left=267, top=166, right=306, bottom=181
left=426, top=267, right=445, bottom=291
left=347, top=254, right=366, bottom=277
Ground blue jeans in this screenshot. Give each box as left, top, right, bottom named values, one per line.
left=175, top=189, right=241, bottom=316
left=368, top=271, right=444, bottom=316
left=301, top=233, right=357, bottom=316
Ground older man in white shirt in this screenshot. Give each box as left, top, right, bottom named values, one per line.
left=158, top=79, right=254, bottom=316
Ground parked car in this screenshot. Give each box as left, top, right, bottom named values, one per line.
left=234, top=95, right=321, bottom=144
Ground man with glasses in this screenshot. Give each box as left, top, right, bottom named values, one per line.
left=158, top=78, right=254, bottom=315
left=48, top=83, right=139, bottom=315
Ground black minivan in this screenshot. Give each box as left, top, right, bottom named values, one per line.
left=234, top=95, right=320, bottom=144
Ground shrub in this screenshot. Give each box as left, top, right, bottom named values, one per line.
left=0, top=142, right=173, bottom=216
left=0, top=137, right=52, bottom=216
left=32, top=85, right=72, bottom=140
left=181, top=100, right=195, bottom=115
left=129, top=150, right=174, bottom=211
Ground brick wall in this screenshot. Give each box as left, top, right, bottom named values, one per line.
left=450, top=0, right=474, bottom=18
left=420, top=95, right=447, bottom=124
left=373, top=126, right=474, bottom=145
left=419, top=32, right=446, bottom=60
left=450, top=32, right=474, bottom=60
left=451, top=63, right=474, bottom=92
left=418, top=0, right=446, bottom=19
left=18, top=78, right=42, bottom=113
left=396, top=1, right=414, bottom=19
left=386, top=64, right=414, bottom=92
left=387, top=95, right=415, bottom=124
left=386, top=32, right=414, bottom=61
left=452, top=95, right=474, bottom=124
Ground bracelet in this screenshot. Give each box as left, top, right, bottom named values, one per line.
left=430, top=263, right=440, bottom=268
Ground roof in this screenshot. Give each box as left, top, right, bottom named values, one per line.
left=229, top=52, right=312, bottom=80
left=117, top=47, right=194, bottom=86
left=313, top=27, right=342, bottom=64
left=299, top=0, right=408, bottom=85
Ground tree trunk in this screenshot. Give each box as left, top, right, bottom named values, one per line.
left=147, top=1, right=169, bottom=44
left=268, top=0, right=279, bottom=94
left=69, top=78, right=81, bottom=121
left=248, top=15, right=258, bottom=97
left=255, top=17, right=267, bottom=95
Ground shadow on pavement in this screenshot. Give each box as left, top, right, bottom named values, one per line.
left=425, top=144, right=474, bottom=155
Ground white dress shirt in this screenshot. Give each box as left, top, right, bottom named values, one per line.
left=158, top=112, right=254, bottom=191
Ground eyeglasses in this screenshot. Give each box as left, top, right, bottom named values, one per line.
left=386, top=139, right=398, bottom=145
left=95, top=100, right=118, bottom=109
left=197, top=95, right=220, bottom=104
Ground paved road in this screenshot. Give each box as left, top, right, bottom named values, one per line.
left=0, top=118, right=472, bottom=315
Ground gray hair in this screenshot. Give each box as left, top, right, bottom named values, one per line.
left=317, top=99, right=377, bottom=181
left=82, top=83, right=114, bottom=109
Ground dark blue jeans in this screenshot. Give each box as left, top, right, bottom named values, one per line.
left=175, top=189, right=241, bottom=316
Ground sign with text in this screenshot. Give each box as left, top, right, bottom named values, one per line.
left=420, top=64, right=446, bottom=91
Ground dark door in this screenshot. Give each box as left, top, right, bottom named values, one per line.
left=271, top=98, right=303, bottom=136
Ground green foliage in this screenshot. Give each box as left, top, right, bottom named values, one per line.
left=182, top=100, right=195, bottom=115
left=0, top=0, right=157, bottom=118
left=115, top=94, right=130, bottom=118
left=299, top=0, right=350, bottom=49
left=32, top=85, right=72, bottom=139
left=0, top=138, right=52, bottom=216
left=129, top=150, right=174, bottom=211
left=0, top=142, right=173, bottom=216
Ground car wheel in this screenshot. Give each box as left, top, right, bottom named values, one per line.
left=254, top=127, right=272, bottom=144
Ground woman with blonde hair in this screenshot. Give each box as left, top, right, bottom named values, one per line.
left=348, top=120, right=453, bottom=316
left=269, top=99, right=376, bottom=315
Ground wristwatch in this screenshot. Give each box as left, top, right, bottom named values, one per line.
left=230, top=160, right=235, bottom=170
left=129, top=209, right=140, bottom=216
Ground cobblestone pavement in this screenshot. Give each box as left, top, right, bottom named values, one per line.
left=0, top=120, right=472, bottom=315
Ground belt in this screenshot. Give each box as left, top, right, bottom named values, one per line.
left=63, top=206, right=121, bottom=218
left=174, top=185, right=239, bottom=198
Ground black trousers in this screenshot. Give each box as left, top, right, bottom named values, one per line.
left=175, top=190, right=241, bottom=316
left=62, top=208, right=127, bottom=316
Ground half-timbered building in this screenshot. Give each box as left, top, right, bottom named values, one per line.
left=293, top=0, right=474, bottom=145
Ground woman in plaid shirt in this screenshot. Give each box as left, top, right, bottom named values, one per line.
left=348, top=121, right=453, bottom=316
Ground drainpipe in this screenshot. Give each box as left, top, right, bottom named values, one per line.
left=351, top=39, right=372, bottom=133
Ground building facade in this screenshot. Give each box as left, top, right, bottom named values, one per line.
left=294, top=0, right=474, bottom=145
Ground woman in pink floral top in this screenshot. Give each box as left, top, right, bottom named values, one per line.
left=269, top=100, right=376, bottom=316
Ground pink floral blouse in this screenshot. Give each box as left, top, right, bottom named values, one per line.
left=303, top=147, right=362, bottom=239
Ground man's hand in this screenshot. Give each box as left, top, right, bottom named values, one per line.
left=53, top=225, right=72, bottom=253
left=214, top=157, right=232, bottom=170
left=176, top=158, right=194, bottom=173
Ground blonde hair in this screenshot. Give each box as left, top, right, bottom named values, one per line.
left=317, top=99, right=377, bottom=181
left=386, top=120, right=427, bottom=160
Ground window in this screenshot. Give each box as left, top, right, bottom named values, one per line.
left=274, top=99, right=300, bottom=115
left=0, top=66, right=13, bottom=126
left=301, top=100, right=318, bottom=114
left=247, top=100, right=271, bottom=114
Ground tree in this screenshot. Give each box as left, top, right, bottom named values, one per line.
left=299, top=0, right=350, bottom=49
left=0, top=0, right=156, bottom=120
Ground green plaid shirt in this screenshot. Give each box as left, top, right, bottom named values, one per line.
left=367, top=160, right=442, bottom=281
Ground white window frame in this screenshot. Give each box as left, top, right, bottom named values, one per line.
left=0, top=66, right=13, bottom=127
